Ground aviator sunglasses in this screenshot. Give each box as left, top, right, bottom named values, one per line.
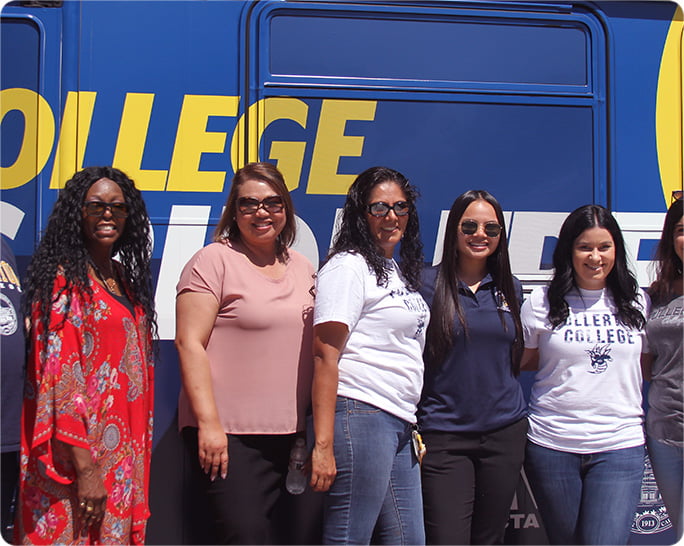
left=367, top=201, right=410, bottom=218
left=237, top=196, right=284, bottom=215
left=460, top=220, right=502, bottom=237
left=83, top=201, right=129, bottom=218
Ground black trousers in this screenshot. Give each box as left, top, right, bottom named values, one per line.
left=181, top=427, right=323, bottom=545
left=421, top=417, right=528, bottom=545
left=1, top=451, right=19, bottom=544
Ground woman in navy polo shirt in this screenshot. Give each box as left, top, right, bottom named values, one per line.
left=418, top=190, right=527, bottom=544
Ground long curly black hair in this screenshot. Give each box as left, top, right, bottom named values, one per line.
left=548, top=204, right=644, bottom=330
left=328, top=166, right=423, bottom=291
left=22, top=166, right=157, bottom=341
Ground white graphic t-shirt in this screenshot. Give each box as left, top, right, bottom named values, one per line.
left=314, top=252, right=429, bottom=423
left=522, top=286, right=650, bottom=453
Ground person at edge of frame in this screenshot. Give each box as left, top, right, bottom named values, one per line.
left=642, top=195, right=684, bottom=541
left=1, top=235, right=25, bottom=543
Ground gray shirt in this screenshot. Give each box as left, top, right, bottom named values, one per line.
left=646, top=294, right=684, bottom=447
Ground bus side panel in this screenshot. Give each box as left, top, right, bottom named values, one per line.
left=1, top=1, right=679, bottom=544
left=600, top=1, right=681, bottom=212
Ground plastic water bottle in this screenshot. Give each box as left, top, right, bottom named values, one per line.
left=286, top=437, right=307, bottom=495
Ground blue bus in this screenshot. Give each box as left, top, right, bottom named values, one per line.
left=2, top=0, right=681, bottom=542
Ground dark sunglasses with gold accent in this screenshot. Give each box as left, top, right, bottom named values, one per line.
left=460, top=220, right=502, bottom=237
left=83, top=200, right=129, bottom=218
left=367, top=201, right=410, bottom=218
left=237, top=196, right=284, bottom=215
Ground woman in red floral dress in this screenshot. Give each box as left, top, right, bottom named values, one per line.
left=16, top=166, right=156, bottom=545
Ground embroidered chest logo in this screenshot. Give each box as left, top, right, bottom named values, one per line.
left=586, top=344, right=612, bottom=374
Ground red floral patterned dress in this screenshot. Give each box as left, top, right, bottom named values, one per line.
left=16, top=271, right=154, bottom=545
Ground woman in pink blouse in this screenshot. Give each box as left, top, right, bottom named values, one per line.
left=175, top=162, right=318, bottom=544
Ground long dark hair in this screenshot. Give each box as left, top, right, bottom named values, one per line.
left=23, top=166, right=157, bottom=341
left=213, top=162, right=296, bottom=262
left=328, top=166, right=423, bottom=291
left=548, top=204, right=644, bottom=329
left=424, top=190, right=523, bottom=374
left=649, top=198, right=683, bottom=306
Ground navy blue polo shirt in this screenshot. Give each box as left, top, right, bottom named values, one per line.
left=417, top=266, right=527, bottom=433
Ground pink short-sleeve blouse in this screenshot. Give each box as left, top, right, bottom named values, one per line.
left=176, top=240, right=315, bottom=434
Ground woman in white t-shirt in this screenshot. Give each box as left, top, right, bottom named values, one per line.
left=520, top=204, right=649, bottom=545
left=310, top=166, right=429, bottom=544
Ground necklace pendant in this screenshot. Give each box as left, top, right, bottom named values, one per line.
left=89, top=259, right=119, bottom=294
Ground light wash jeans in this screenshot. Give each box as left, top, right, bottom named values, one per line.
left=647, top=436, right=683, bottom=540
left=525, top=441, right=644, bottom=545
left=322, top=396, right=424, bottom=545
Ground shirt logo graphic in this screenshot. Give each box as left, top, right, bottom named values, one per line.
left=494, top=288, right=512, bottom=313
left=586, top=344, right=612, bottom=374
left=389, top=287, right=429, bottom=339
left=0, top=293, right=18, bottom=336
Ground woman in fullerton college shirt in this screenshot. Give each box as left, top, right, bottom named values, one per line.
left=521, top=204, right=649, bottom=545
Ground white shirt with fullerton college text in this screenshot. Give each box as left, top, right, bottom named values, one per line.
left=314, top=252, right=429, bottom=424
left=522, top=286, right=650, bottom=453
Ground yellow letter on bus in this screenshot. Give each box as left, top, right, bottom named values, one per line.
left=230, top=97, right=308, bottom=191
left=167, top=95, right=238, bottom=192
left=308, top=100, right=376, bottom=195
left=49, top=91, right=97, bottom=189
left=113, top=93, right=168, bottom=191
left=0, top=88, right=55, bottom=190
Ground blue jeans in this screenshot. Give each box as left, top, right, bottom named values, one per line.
left=525, top=441, right=644, bottom=545
left=647, top=436, right=683, bottom=539
left=323, top=396, right=424, bottom=545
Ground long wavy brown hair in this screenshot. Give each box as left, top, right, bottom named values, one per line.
left=649, top=198, right=683, bottom=306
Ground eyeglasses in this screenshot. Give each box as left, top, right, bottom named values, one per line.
left=367, top=201, right=410, bottom=218
left=237, top=196, right=284, bottom=215
left=83, top=201, right=129, bottom=218
left=672, top=190, right=683, bottom=203
left=460, top=220, right=502, bottom=237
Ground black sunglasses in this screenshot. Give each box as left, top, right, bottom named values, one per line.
left=237, top=196, right=284, bottom=215
left=460, top=220, right=502, bottom=237
left=367, top=201, right=410, bottom=218
left=83, top=200, right=129, bottom=218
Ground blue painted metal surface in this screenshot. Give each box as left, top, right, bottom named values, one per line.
left=1, top=1, right=679, bottom=542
